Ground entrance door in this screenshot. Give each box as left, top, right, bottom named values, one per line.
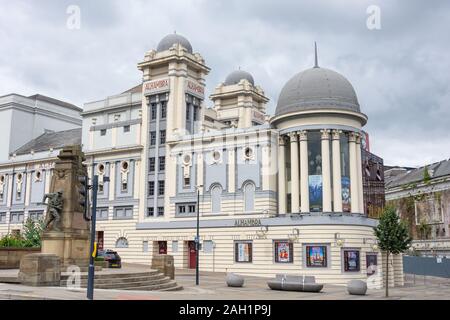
left=96, top=231, right=104, bottom=250
left=188, top=241, right=196, bottom=269
left=158, top=241, right=167, bottom=254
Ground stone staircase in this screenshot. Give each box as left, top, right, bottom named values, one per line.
left=60, top=270, right=182, bottom=291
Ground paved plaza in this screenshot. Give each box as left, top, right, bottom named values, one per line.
left=0, top=264, right=449, bottom=300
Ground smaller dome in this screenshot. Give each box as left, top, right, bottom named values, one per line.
left=224, top=70, right=255, bottom=86
left=157, top=33, right=193, bottom=53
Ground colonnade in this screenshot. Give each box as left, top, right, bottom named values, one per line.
left=277, top=129, right=364, bottom=214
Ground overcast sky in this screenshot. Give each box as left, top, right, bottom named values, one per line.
left=1, top=0, right=449, bottom=167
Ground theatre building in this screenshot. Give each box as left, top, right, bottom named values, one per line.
left=0, top=33, right=403, bottom=288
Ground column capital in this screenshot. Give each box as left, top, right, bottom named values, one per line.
left=278, top=135, right=287, bottom=146
left=331, top=129, right=342, bottom=140
left=288, top=131, right=298, bottom=142
left=320, top=129, right=331, bottom=140
left=298, top=130, right=308, bottom=141
left=349, top=131, right=359, bottom=142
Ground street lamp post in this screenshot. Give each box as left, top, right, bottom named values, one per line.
left=195, top=184, right=203, bottom=286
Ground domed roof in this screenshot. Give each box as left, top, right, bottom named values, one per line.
left=157, top=33, right=193, bottom=53
left=275, top=67, right=360, bottom=116
left=224, top=70, right=255, bottom=86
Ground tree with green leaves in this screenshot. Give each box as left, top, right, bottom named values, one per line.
left=22, top=217, right=45, bottom=247
left=374, top=205, right=412, bottom=297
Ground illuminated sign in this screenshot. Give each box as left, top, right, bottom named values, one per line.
left=143, top=78, right=170, bottom=96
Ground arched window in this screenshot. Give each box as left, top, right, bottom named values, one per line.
left=115, top=237, right=128, bottom=248
left=244, top=182, right=255, bottom=212
left=211, top=185, right=222, bottom=213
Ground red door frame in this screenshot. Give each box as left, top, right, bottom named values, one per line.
left=188, top=241, right=196, bottom=269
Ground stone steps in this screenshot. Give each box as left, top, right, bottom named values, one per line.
left=59, top=270, right=182, bottom=291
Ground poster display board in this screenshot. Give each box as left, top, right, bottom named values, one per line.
left=341, top=176, right=351, bottom=212
left=366, top=253, right=378, bottom=276
left=343, top=249, right=360, bottom=272
left=306, top=245, right=327, bottom=267
left=274, top=241, right=293, bottom=263
left=235, top=241, right=252, bottom=263
left=309, top=175, right=323, bottom=212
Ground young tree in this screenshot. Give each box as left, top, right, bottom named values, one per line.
left=374, top=206, right=412, bottom=297
left=22, top=217, right=45, bottom=247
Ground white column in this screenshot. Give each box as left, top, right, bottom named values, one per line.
left=331, top=130, right=342, bottom=212
left=109, top=162, right=116, bottom=201
left=289, top=132, right=299, bottom=213
left=278, top=135, right=287, bottom=214
left=133, top=160, right=140, bottom=199
left=24, top=172, right=32, bottom=206
left=136, top=110, right=142, bottom=145
left=299, top=130, right=309, bottom=213
left=228, top=148, right=236, bottom=193
left=44, top=169, right=52, bottom=194
left=321, top=130, right=332, bottom=212
left=356, top=134, right=364, bottom=214
left=349, top=132, right=360, bottom=213
left=7, top=174, right=14, bottom=207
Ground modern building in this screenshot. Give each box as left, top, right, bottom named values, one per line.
left=0, top=33, right=401, bottom=288
left=386, top=159, right=450, bottom=256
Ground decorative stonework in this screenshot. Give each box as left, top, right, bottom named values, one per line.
left=320, top=129, right=331, bottom=140
left=332, top=129, right=342, bottom=140
left=298, top=130, right=308, bottom=141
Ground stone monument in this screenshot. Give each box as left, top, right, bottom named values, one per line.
left=40, top=145, right=91, bottom=268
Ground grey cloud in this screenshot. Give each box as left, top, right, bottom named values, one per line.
left=0, top=0, right=449, bottom=167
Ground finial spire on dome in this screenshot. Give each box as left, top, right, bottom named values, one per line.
left=314, top=42, right=319, bottom=68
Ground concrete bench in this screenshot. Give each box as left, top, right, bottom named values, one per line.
left=267, top=274, right=323, bottom=292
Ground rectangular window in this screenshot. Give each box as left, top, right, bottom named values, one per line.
left=98, top=183, right=104, bottom=194
left=193, top=107, right=198, bottom=121
left=305, top=245, right=328, bottom=267
left=147, top=207, right=154, bottom=217
left=274, top=241, right=294, bottom=263
left=100, top=129, right=106, bottom=136
left=149, top=157, right=155, bottom=172
left=157, top=207, right=164, bottom=216
left=172, top=241, right=178, bottom=253
left=158, top=180, right=165, bottom=195
left=28, top=210, right=44, bottom=221
left=161, top=102, right=167, bottom=119
left=123, top=125, right=130, bottom=133
left=160, top=130, right=166, bottom=144
left=150, top=131, right=156, bottom=145
left=151, top=103, right=157, bottom=120
left=10, top=212, right=24, bottom=223
left=234, top=241, right=253, bottom=263
left=148, top=181, right=155, bottom=196
left=0, top=212, right=6, bottom=223
left=96, top=207, right=109, bottom=220
left=113, top=206, right=133, bottom=219
left=184, top=177, right=190, bottom=188
left=188, top=204, right=196, bottom=213
left=178, top=205, right=186, bottom=214
left=158, top=156, right=165, bottom=171
left=143, top=241, right=149, bottom=252
left=121, top=182, right=128, bottom=192
left=343, top=249, right=360, bottom=272
left=203, top=240, right=214, bottom=253
left=186, top=104, right=190, bottom=120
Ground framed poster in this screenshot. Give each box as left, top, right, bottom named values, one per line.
left=308, top=175, right=323, bottom=212
left=343, top=250, right=360, bottom=272
left=234, top=241, right=252, bottom=263
left=306, top=245, right=327, bottom=267
left=366, top=253, right=378, bottom=276
left=274, top=241, right=293, bottom=263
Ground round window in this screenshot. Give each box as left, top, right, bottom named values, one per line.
left=0, top=175, right=4, bottom=184
left=17, top=173, right=22, bottom=181
left=183, top=154, right=191, bottom=165
left=36, top=171, right=41, bottom=180
left=244, top=147, right=253, bottom=158
left=98, top=164, right=105, bottom=174
left=213, top=151, right=221, bottom=161
left=122, top=161, right=129, bottom=171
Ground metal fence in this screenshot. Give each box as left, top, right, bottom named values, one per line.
left=403, top=256, right=450, bottom=278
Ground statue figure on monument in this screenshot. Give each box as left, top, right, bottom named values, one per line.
left=43, top=191, right=63, bottom=231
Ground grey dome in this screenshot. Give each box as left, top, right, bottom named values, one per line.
left=157, top=33, right=193, bottom=53
left=275, top=67, right=360, bottom=116
left=224, top=70, right=255, bottom=86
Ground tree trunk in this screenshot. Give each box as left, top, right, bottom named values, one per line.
left=385, top=251, right=389, bottom=297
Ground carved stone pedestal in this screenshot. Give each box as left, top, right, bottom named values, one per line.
left=18, top=253, right=61, bottom=286
left=41, top=231, right=90, bottom=269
